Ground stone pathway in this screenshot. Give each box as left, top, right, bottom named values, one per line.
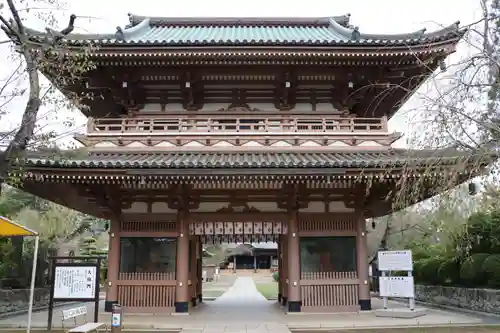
left=184, top=277, right=290, bottom=332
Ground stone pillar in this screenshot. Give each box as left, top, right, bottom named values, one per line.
left=190, top=237, right=198, bottom=307
left=175, top=210, right=190, bottom=313
left=281, top=235, right=288, bottom=306
left=196, top=236, right=203, bottom=303
left=287, top=209, right=301, bottom=312
left=277, top=236, right=282, bottom=303
left=105, top=219, right=120, bottom=312
left=356, top=213, right=371, bottom=310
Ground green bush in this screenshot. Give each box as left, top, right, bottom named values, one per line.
left=437, top=257, right=460, bottom=285
left=459, top=253, right=490, bottom=287
left=272, top=271, right=279, bottom=282
left=414, top=257, right=447, bottom=285
left=100, top=267, right=108, bottom=283
left=482, top=254, right=500, bottom=288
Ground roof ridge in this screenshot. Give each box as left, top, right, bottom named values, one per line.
left=126, top=13, right=351, bottom=28
left=14, top=13, right=465, bottom=48
left=326, top=17, right=463, bottom=42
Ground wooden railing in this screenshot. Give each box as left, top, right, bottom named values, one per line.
left=86, top=115, right=388, bottom=136
left=118, top=272, right=176, bottom=281
left=301, top=271, right=357, bottom=280
left=300, top=271, right=359, bottom=312
left=117, top=272, right=176, bottom=312
left=300, top=284, right=359, bottom=312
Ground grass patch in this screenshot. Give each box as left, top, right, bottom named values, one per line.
left=203, top=289, right=226, bottom=298
left=293, top=327, right=500, bottom=333
left=255, top=282, right=278, bottom=299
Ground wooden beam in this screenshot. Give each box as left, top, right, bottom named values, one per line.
left=22, top=181, right=109, bottom=218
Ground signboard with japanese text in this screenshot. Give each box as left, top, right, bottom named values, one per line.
left=377, top=250, right=413, bottom=271
left=379, top=276, right=415, bottom=298
left=53, top=266, right=97, bottom=300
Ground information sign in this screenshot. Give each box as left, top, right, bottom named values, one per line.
left=379, top=276, right=415, bottom=298
left=377, top=250, right=413, bottom=271
left=53, top=266, right=97, bottom=300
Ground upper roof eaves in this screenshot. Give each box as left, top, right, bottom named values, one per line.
left=23, top=13, right=465, bottom=47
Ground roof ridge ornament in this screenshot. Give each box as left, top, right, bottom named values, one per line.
left=115, top=27, right=125, bottom=41
left=42, top=13, right=76, bottom=45
left=351, top=26, right=360, bottom=41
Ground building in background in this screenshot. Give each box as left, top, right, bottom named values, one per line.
left=222, top=243, right=278, bottom=270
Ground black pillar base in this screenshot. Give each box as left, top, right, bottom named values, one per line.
left=359, top=299, right=372, bottom=311
left=191, top=297, right=197, bottom=307
left=175, top=301, right=189, bottom=313
left=104, top=300, right=118, bottom=312
left=281, top=296, right=287, bottom=306
left=288, top=301, right=301, bottom=312
left=278, top=293, right=282, bottom=303
left=197, top=294, right=203, bottom=303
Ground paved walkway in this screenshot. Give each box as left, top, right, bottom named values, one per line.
left=187, top=277, right=290, bottom=332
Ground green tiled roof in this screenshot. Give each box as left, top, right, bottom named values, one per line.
left=24, top=14, right=464, bottom=47
left=24, top=150, right=476, bottom=169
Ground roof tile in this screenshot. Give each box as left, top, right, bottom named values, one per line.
left=25, top=150, right=474, bottom=169
left=23, top=15, right=464, bottom=47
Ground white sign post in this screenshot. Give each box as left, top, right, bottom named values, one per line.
left=54, top=266, right=97, bottom=300
left=47, top=258, right=102, bottom=330
left=377, top=250, right=415, bottom=311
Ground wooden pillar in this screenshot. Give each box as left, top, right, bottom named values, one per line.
left=196, top=236, right=203, bottom=303
left=281, top=234, right=288, bottom=306
left=105, top=219, right=120, bottom=312
left=175, top=210, right=190, bottom=313
left=356, top=212, right=371, bottom=310
left=189, top=237, right=198, bottom=307
left=287, top=209, right=301, bottom=312
left=277, top=236, right=282, bottom=304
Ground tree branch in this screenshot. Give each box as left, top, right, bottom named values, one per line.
left=6, top=0, right=24, bottom=35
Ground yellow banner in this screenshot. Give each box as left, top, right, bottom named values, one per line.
left=0, top=216, right=37, bottom=237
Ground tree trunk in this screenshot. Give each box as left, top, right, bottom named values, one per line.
left=0, top=48, right=41, bottom=185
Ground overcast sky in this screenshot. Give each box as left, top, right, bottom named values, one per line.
left=0, top=0, right=483, bottom=148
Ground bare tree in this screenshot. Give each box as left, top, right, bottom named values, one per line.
left=401, top=0, right=500, bottom=151
left=355, top=1, right=500, bottom=233
left=0, top=0, right=94, bottom=192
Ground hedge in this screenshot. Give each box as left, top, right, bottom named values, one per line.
left=414, top=253, right=500, bottom=288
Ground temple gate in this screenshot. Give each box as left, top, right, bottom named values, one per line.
left=9, top=13, right=494, bottom=314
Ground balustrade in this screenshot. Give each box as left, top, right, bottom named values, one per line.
left=86, top=115, right=388, bottom=136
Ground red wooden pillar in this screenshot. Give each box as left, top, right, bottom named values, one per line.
left=281, top=234, right=288, bottom=306
left=356, top=213, right=371, bottom=310
left=287, top=208, right=301, bottom=312
left=196, top=236, right=203, bottom=303
left=277, top=235, right=282, bottom=304
left=189, top=236, right=198, bottom=307
left=175, top=210, right=190, bottom=313
left=105, top=219, right=120, bottom=312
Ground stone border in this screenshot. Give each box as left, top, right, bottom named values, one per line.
left=287, top=323, right=500, bottom=331
left=0, top=301, right=78, bottom=319
left=387, top=297, right=500, bottom=319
